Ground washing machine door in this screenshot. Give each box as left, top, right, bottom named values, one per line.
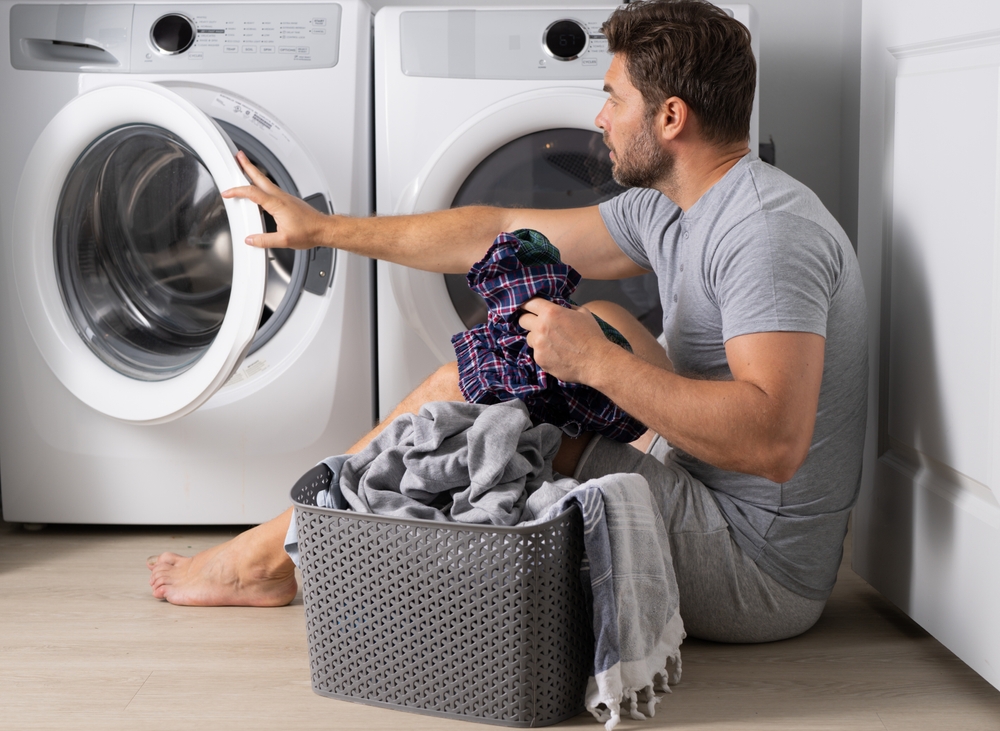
left=13, top=82, right=268, bottom=424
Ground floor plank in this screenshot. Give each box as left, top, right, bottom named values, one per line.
left=2, top=517, right=999, bottom=730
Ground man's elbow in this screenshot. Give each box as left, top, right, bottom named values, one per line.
left=759, top=438, right=811, bottom=484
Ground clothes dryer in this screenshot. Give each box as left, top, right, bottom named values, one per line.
left=0, top=0, right=373, bottom=524
left=374, top=4, right=758, bottom=418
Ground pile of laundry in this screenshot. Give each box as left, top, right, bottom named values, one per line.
left=287, top=399, right=684, bottom=730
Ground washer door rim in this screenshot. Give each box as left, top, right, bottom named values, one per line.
left=12, top=81, right=267, bottom=425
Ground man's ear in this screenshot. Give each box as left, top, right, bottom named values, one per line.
left=656, top=96, right=689, bottom=142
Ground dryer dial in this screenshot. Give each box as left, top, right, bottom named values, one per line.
left=150, top=14, right=196, bottom=55
left=543, top=19, right=587, bottom=61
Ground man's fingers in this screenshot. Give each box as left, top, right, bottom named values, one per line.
left=520, top=296, right=556, bottom=315
left=234, top=150, right=279, bottom=193
left=243, top=231, right=286, bottom=249
left=221, top=183, right=272, bottom=206
left=518, top=311, right=539, bottom=331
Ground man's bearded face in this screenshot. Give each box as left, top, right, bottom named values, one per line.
left=605, top=112, right=674, bottom=190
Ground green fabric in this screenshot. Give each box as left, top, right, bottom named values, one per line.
left=595, top=317, right=632, bottom=351
left=510, top=228, right=633, bottom=354
left=511, top=228, right=563, bottom=267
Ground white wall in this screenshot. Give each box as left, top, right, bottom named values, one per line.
left=368, top=0, right=864, bottom=244
left=750, top=0, right=862, bottom=244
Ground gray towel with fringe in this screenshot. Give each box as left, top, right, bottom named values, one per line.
left=528, top=474, right=684, bottom=730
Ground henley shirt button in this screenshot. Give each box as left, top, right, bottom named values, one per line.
left=673, top=294, right=678, bottom=303
left=684, top=232, right=690, bottom=239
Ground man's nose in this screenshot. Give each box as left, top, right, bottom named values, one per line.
left=594, top=106, right=608, bottom=131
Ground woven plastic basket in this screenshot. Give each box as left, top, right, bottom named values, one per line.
left=291, top=463, right=593, bottom=727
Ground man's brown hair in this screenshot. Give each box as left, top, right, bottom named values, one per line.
left=602, top=0, right=756, bottom=147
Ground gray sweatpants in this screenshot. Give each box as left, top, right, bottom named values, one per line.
left=575, top=434, right=827, bottom=643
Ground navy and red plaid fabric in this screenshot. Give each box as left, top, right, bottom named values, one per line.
left=451, top=229, right=647, bottom=443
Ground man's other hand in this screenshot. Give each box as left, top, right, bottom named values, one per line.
left=518, top=297, right=616, bottom=385
left=222, top=151, right=330, bottom=250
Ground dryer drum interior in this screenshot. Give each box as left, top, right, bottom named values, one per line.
left=54, top=120, right=310, bottom=382
left=446, top=127, right=662, bottom=336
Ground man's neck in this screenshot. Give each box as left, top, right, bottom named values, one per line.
left=657, top=145, right=750, bottom=212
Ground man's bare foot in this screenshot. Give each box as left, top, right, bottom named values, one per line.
left=146, top=361, right=462, bottom=607
left=148, top=509, right=297, bottom=607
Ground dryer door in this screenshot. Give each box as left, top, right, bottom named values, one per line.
left=13, top=83, right=267, bottom=424
left=386, top=88, right=651, bottom=365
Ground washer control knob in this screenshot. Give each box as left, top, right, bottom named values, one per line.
left=544, top=19, right=587, bottom=61
left=150, top=14, right=196, bottom=55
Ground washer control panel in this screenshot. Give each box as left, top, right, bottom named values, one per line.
left=399, top=9, right=613, bottom=81
left=8, top=3, right=341, bottom=73
left=133, top=4, right=341, bottom=72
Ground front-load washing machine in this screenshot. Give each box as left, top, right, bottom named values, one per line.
left=0, top=0, right=373, bottom=524
left=374, top=4, right=758, bottom=419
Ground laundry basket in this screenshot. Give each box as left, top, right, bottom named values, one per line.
left=291, top=464, right=593, bottom=727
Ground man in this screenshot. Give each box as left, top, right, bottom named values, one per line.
left=149, top=0, right=867, bottom=643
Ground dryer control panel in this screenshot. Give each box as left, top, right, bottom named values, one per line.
left=9, top=3, right=342, bottom=73
left=399, top=9, right=613, bottom=81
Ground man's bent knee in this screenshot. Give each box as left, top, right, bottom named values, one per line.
left=584, top=299, right=636, bottom=326
left=424, top=361, right=464, bottom=403
left=367, top=362, right=465, bottom=450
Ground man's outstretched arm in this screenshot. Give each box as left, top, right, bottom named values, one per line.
left=519, top=298, right=825, bottom=483
left=222, top=151, right=646, bottom=280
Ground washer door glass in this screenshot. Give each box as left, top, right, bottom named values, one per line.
left=55, top=124, right=234, bottom=381
left=448, top=128, right=662, bottom=335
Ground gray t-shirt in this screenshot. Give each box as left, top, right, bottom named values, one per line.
left=598, top=154, right=868, bottom=600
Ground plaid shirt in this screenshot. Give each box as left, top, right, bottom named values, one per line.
left=452, top=230, right=647, bottom=443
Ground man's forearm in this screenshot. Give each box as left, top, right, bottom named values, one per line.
left=587, top=344, right=814, bottom=483
left=320, top=206, right=517, bottom=273
left=519, top=299, right=823, bottom=483
left=225, top=157, right=643, bottom=279
left=317, top=205, right=644, bottom=280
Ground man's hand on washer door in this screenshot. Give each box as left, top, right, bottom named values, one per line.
left=223, top=150, right=331, bottom=251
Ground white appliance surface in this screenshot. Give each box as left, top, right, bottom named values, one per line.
left=374, top=4, right=758, bottom=418
left=854, top=0, right=1000, bottom=692
left=0, top=0, right=374, bottom=524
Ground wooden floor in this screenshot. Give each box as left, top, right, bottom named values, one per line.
left=2, top=517, right=999, bottom=731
